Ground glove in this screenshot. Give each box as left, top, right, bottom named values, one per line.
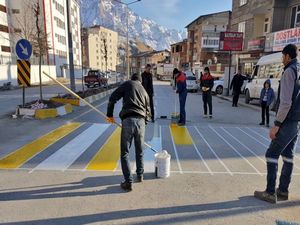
left=106, top=117, right=116, bottom=124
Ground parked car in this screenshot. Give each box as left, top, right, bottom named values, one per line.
left=212, top=78, right=224, bottom=95
left=84, top=70, right=108, bottom=88
left=211, top=77, right=248, bottom=95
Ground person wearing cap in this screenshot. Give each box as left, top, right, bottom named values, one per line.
left=259, top=79, right=275, bottom=127
left=254, top=44, right=300, bottom=203
left=106, top=73, right=151, bottom=192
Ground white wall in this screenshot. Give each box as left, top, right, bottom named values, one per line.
left=0, top=64, right=57, bottom=86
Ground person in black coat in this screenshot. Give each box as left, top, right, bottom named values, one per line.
left=142, top=64, right=155, bottom=122
left=230, top=69, right=246, bottom=107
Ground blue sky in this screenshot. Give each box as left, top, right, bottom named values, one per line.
left=129, top=0, right=232, bottom=31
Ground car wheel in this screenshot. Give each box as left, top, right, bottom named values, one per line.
left=245, top=89, right=251, bottom=104
left=216, top=86, right=223, bottom=95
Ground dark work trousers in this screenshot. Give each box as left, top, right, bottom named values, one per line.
left=261, top=101, right=270, bottom=125
left=202, top=91, right=212, bottom=115
left=232, top=90, right=240, bottom=106
left=179, top=90, right=187, bottom=124
left=149, top=95, right=155, bottom=121
left=121, top=117, right=145, bottom=183
left=265, top=120, right=299, bottom=194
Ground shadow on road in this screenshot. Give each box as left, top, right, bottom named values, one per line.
left=1, top=196, right=299, bottom=225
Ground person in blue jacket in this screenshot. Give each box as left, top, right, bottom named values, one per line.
left=173, top=68, right=187, bottom=126
left=259, top=79, right=275, bottom=127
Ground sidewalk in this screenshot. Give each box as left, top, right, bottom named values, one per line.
left=215, top=94, right=276, bottom=116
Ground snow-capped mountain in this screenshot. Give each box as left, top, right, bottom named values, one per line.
left=80, top=0, right=186, bottom=50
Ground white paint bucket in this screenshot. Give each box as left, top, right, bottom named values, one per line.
left=154, top=150, right=171, bottom=178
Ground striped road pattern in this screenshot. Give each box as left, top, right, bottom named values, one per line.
left=1, top=122, right=300, bottom=176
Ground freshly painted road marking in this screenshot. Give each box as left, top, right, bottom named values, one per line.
left=169, top=126, right=183, bottom=174
left=209, top=126, right=262, bottom=176
left=190, top=127, right=213, bottom=175
left=221, top=127, right=265, bottom=164
left=194, top=126, right=233, bottom=176
left=238, top=127, right=300, bottom=171
left=0, top=123, right=82, bottom=169
left=170, top=125, right=193, bottom=145
left=86, top=127, right=121, bottom=171
left=33, top=124, right=109, bottom=171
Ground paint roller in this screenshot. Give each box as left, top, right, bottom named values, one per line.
left=42, top=71, right=159, bottom=153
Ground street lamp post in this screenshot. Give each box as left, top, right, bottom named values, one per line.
left=113, top=0, right=141, bottom=80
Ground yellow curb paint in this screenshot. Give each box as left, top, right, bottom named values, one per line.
left=35, top=108, right=58, bottom=119
left=65, top=104, right=73, bottom=113
left=170, top=125, right=193, bottom=145
left=51, top=97, right=80, bottom=106
left=86, top=127, right=121, bottom=171
left=0, top=123, right=82, bottom=169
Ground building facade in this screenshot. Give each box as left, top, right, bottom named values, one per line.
left=171, top=39, right=188, bottom=70
left=130, top=50, right=170, bottom=75
left=82, top=25, right=118, bottom=72
left=231, top=0, right=300, bottom=74
left=0, top=0, right=11, bottom=65
left=185, top=11, right=231, bottom=77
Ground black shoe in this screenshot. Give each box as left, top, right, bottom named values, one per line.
left=266, top=124, right=270, bottom=128
left=254, top=190, right=277, bottom=204
left=276, top=188, right=289, bottom=201
left=136, top=175, right=143, bottom=183
left=259, top=122, right=265, bottom=126
left=178, top=122, right=185, bottom=126
left=120, top=181, right=132, bottom=192
left=209, top=115, right=213, bottom=119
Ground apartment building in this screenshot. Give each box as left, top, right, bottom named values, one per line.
left=7, top=0, right=81, bottom=76
left=0, top=0, right=11, bottom=65
left=82, top=25, right=118, bottom=72
left=170, top=39, right=188, bottom=70
left=231, top=0, right=300, bottom=73
left=185, top=11, right=231, bottom=76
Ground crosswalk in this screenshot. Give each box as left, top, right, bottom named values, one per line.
left=1, top=122, right=300, bottom=176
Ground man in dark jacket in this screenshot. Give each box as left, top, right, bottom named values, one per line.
left=230, top=69, right=245, bottom=107
left=142, top=64, right=155, bottom=122
left=107, top=73, right=151, bottom=192
left=174, top=68, right=187, bottom=126
left=254, top=44, right=300, bottom=203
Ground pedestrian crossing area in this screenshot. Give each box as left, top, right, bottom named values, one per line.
left=1, top=122, right=300, bottom=176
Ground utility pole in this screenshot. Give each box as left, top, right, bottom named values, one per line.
left=66, top=0, right=76, bottom=91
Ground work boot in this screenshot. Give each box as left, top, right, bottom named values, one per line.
left=254, top=190, right=277, bottom=204
left=120, top=181, right=132, bottom=192
left=136, top=175, right=143, bottom=183
left=209, top=115, right=213, bottom=119
left=276, top=188, right=289, bottom=201
left=259, top=122, right=265, bottom=126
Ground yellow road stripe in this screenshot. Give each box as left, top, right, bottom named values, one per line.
left=86, top=127, right=121, bottom=171
left=0, top=123, right=81, bottom=169
left=170, top=125, right=193, bottom=145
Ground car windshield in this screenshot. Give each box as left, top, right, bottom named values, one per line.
left=187, top=76, right=196, bottom=80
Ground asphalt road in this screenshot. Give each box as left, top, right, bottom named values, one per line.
left=0, top=80, right=299, bottom=225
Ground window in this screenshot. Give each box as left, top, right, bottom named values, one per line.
left=0, top=24, right=9, bottom=33
left=291, top=5, right=300, bottom=28
left=264, top=18, right=270, bottom=34
left=11, top=9, right=20, bottom=14
left=1, top=45, right=11, bottom=52
left=238, top=21, right=246, bottom=37
left=239, top=0, right=247, bottom=6
left=0, top=5, right=6, bottom=13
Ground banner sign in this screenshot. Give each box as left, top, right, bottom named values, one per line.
left=273, top=27, right=300, bottom=51
left=248, top=37, right=265, bottom=51
left=219, top=32, right=243, bottom=51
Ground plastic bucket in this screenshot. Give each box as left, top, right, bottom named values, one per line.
left=154, top=150, right=171, bottom=178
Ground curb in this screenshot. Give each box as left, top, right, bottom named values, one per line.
left=18, top=104, right=73, bottom=119
left=35, top=104, right=73, bottom=119
left=215, top=95, right=276, bottom=116
left=51, top=88, right=116, bottom=106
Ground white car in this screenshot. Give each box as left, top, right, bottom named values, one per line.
left=212, top=78, right=224, bottom=95
left=185, top=71, right=198, bottom=92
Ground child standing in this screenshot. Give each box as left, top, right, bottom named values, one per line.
left=259, top=79, right=275, bottom=127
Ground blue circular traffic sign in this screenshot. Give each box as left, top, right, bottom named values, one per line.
left=15, top=39, right=32, bottom=60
